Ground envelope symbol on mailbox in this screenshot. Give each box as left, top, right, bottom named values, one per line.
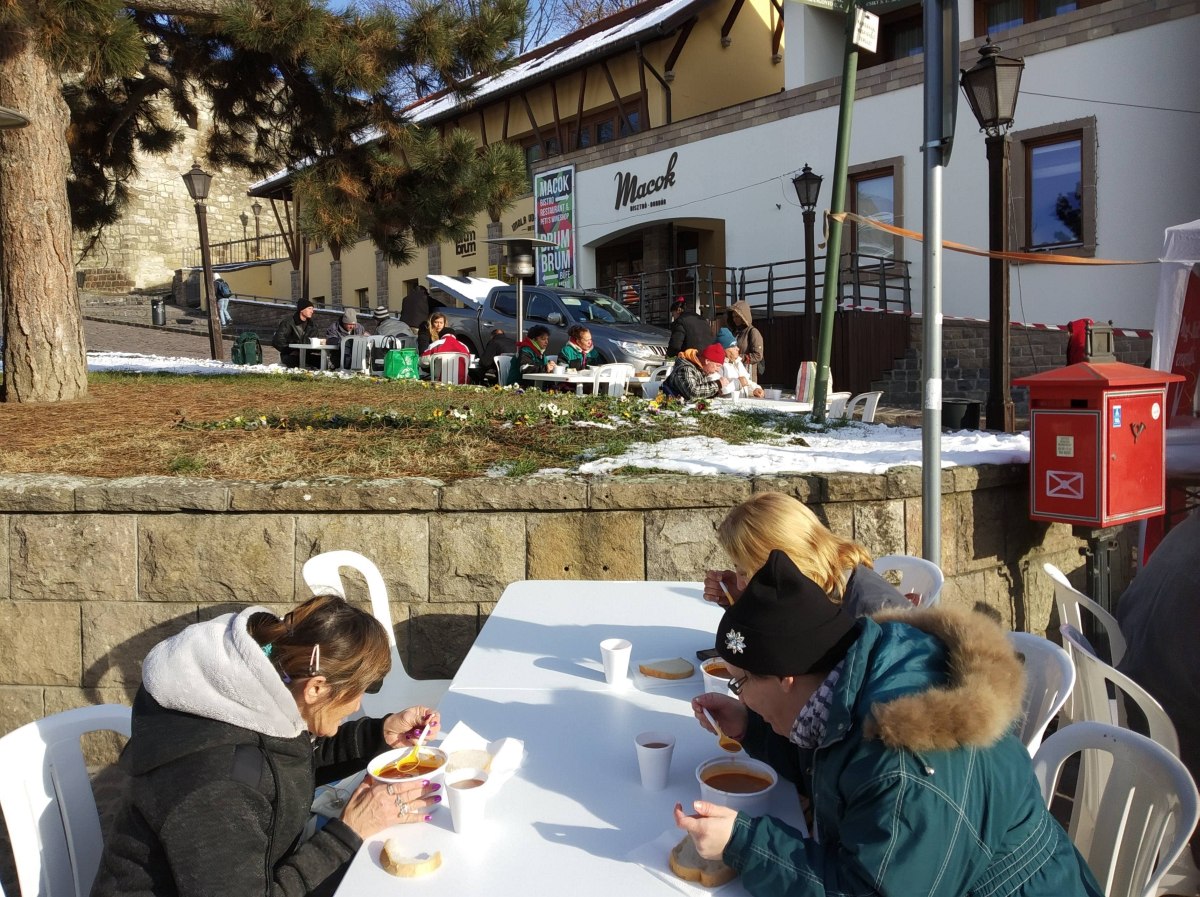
left=1047, top=470, right=1085, bottom=500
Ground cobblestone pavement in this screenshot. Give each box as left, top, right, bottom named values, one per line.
left=84, top=317, right=283, bottom=365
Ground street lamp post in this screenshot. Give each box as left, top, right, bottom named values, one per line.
left=251, top=200, right=263, bottom=260
left=239, top=210, right=249, bottom=257
left=961, top=38, right=1024, bottom=433
left=182, top=163, right=224, bottom=360
left=792, top=164, right=823, bottom=360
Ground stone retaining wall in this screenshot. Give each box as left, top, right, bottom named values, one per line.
left=0, top=468, right=1130, bottom=740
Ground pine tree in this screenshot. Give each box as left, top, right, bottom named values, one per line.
left=0, top=0, right=527, bottom=402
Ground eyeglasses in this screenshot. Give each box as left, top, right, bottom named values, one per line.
left=728, top=672, right=749, bottom=697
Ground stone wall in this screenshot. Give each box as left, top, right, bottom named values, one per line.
left=0, top=467, right=1133, bottom=741
left=871, top=319, right=1153, bottom=413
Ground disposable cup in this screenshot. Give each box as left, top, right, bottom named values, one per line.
left=309, top=337, right=321, bottom=347
left=445, top=767, right=490, bottom=833
left=700, top=658, right=734, bottom=695
left=635, top=731, right=675, bottom=791
left=555, top=364, right=568, bottom=375
left=600, top=637, right=632, bottom=686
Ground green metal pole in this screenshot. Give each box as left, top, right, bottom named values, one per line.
left=812, top=2, right=860, bottom=423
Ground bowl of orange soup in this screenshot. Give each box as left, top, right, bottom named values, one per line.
left=696, top=756, right=778, bottom=816
left=369, top=746, right=448, bottom=785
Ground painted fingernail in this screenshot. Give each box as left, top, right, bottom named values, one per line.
left=424, top=814, right=433, bottom=822
left=430, top=783, right=441, bottom=792
left=422, top=780, right=431, bottom=787
left=432, top=795, right=442, bottom=803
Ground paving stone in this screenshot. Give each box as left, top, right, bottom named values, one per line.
left=10, top=515, right=137, bottom=602
left=527, top=511, right=645, bottom=580
left=81, top=602, right=196, bottom=688
left=0, top=601, right=81, bottom=685
left=645, top=509, right=727, bottom=580
left=295, top=514, right=429, bottom=604
left=429, top=513, right=525, bottom=603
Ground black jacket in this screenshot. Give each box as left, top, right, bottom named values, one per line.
left=666, top=310, right=711, bottom=357
left=91, top=688, right=389, bottom=897
left=271, top=314, right=317, bottom=368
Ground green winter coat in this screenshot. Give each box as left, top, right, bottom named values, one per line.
left=558, top=341, right=602, bottom=370
left=725, top=607, right=1103, bottom=897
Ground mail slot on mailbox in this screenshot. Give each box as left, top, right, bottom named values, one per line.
left=1014, top=362, right=1184, bottom=527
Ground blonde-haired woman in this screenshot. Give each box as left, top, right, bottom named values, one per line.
left=703, top=491, right=908, bottom=616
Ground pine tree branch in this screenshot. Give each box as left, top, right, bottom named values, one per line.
left=123, top=0, right=234, bottom=19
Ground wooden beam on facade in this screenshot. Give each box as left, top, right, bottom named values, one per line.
left=520, top=91, right=547, bottom=149
left=665, top=18, right=696, bottom=73
left=639, top=50, right=673, bottom=125
left=270, top=196, right=298, bottom=270
left=720, top=0, right=746, bottom=46
left=501, top=97, right=511, bottom=141
left=771, top=0, right=784, bottom=59
left=635, top=43, right=650, bottom=129
left=573, top=67, right=588, bottom=151
left=477, top=109, right=489, bottom=146
left=550, top=80, right=564, bottom=150
left=600, top=60, right=632, bottom=137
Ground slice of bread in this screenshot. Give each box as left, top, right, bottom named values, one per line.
left=380, top=842, right=442, bottom=878
left=669, top=835, right=736, bottom=887
left=639, top=657, right=695, bottom=680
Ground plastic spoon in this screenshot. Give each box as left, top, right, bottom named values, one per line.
left=701, top=706, right=742, bottom=754
left=394, top=719, right=434, bottom=771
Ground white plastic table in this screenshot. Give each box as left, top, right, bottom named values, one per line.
left=334, top=581, right=805, bottom=897
left=289, top=342, right=335, bottom=370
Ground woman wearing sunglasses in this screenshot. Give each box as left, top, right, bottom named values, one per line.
left=92, top=593, right=441, bottom=897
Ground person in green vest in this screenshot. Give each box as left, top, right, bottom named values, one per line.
left=505, top=324, right=553, bottom=387
left=559, top=325, right=603, bottom=370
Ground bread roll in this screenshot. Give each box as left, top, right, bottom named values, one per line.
left=380, top=841, right=442, bottom=878
left=638, top=657, right=695, bottom=680
left=669, top=835, right=736, bottom=887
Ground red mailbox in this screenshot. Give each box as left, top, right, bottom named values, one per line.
left=1014, top=362, right=1184, bottom=527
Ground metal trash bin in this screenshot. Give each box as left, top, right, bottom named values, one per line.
left=151, top=296, right=168, bottom=326
left=942, top=398, right=981, bottom=431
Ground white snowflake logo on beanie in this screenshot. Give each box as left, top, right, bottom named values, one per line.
left=725, top=630, right=746, bottom=654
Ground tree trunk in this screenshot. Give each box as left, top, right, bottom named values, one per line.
left=0, top=30, right=88, bottom=403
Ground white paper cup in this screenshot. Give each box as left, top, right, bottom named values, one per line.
left=555, top=364, right=568, bottom=375
left=700, top=658, right=734, bottom=695
left=635, top=731, right=675, bottom=791
left=309, top=337, right=321, bottom=347
left=445, top=767, right=489, bottom=833
left=600, top=637, right=632, bottom=686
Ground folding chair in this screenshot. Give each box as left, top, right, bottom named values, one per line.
left=872, top=554, right=944, bottom=607
left=1007, top=631, right=1075, bottom=755
left=0, top=704, right=132, bottom=897
left=302, top=550, right=450, bottom=714
left=1033, top=722, right=1199, bottom=897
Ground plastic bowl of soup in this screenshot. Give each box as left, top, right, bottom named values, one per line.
left=369, top=746, right=448, bottom=785
left=696, top=756, right=778, bottom=816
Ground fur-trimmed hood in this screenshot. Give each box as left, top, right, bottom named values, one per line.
left=861, top=605, right=1026, bottom=753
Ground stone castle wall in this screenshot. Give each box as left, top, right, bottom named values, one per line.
left=0, top=467, right=1131, bottom=741
left=73, top=101, right=260, bottom=293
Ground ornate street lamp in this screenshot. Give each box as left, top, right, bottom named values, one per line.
left=240, top=210, right=249, bottom=241
left=792, top=164, right=823, bottom=359
left=251, top=200, right=263, bottom=260
left=961, top=38, right=1024, bottom=433
left=182, top=162, right=224, bottom=358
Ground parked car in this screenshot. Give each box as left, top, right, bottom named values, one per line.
left=427, top=275, right=670, bottom=371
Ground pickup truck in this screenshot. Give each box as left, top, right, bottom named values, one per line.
left=427, top=275, right=670, bottom=371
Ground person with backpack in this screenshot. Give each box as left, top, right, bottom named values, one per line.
left=214, top=273, right=234, bottom=327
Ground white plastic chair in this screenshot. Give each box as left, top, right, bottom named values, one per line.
left=340, top=335, right=372, bottom=373
left=1033, top=722, right=1199, bottom=897
left=0, top=704, right=131, bottom=897
left=872, top=554, right=944, bottom=607
left=1008, top=631, right=1076, bottom=756
left=494, top=353, right=514, bottom=385
left=1044, top=563, right=1126, bottom=666
left=649, top=364, right=672, bottom=382
left=845, top=390, right=883, bottom=423
left=591, top=362, right=636, bottom=397
left=428, top=352, right=467, bottom=385
left=302, top=550, right=450, bottom=715
left=827, top=391, right=853, bottom=418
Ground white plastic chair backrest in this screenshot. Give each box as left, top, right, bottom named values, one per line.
left=1044, top=562, right=1126, bottom=665
left=301, top=550, right=449, bottom=714
left=1059, top=624, right=1180, bottom=755
left=1033, top=721, right=1199, bottom=897
left=341, top=335, right=371, bottom=372
left=495, top=353, right=514, bottom=384
left=0, top=704, right=131, bottom=897
left=1007, top=632, right=1076, bottom=756
left=794, top=361, right=818, bottom=403
left=429, top=352, right=466, bottom=384
left=827, top=391, right=853, bottom=418
left=872, top=554, right=944, bottom=607
left=846, top=390, right=883, bottom=423
left=649, top=364, right=672, bottom=382
left=592, top=363, right=635, bottom=397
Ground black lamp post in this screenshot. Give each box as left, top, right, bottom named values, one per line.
left=961, top=38, right=1024, bottom=433
left=182, top=162, right=223, bottom=359
left=240, top=210, right=249, bottom=246
left=792, top=164, right=823, bottom=360
left=251, top=200, right=263, bottom=260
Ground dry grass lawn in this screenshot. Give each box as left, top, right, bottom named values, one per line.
left=0, top=372, right=772, bottom=481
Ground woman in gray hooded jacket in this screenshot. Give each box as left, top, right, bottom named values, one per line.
left=91, top=594, right=441, bottom=897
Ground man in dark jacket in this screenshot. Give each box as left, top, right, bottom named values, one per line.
left=271, top=298, right=318, bottom=368
left=478, top=327, right=517, bottom=385
left=400, top=284, right=433, bottom=330
left=678, top=551, right=1103, bottom=897
left=666, top=297, right=711, bottom=357
left=664, top=343, right=726, bottom=401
